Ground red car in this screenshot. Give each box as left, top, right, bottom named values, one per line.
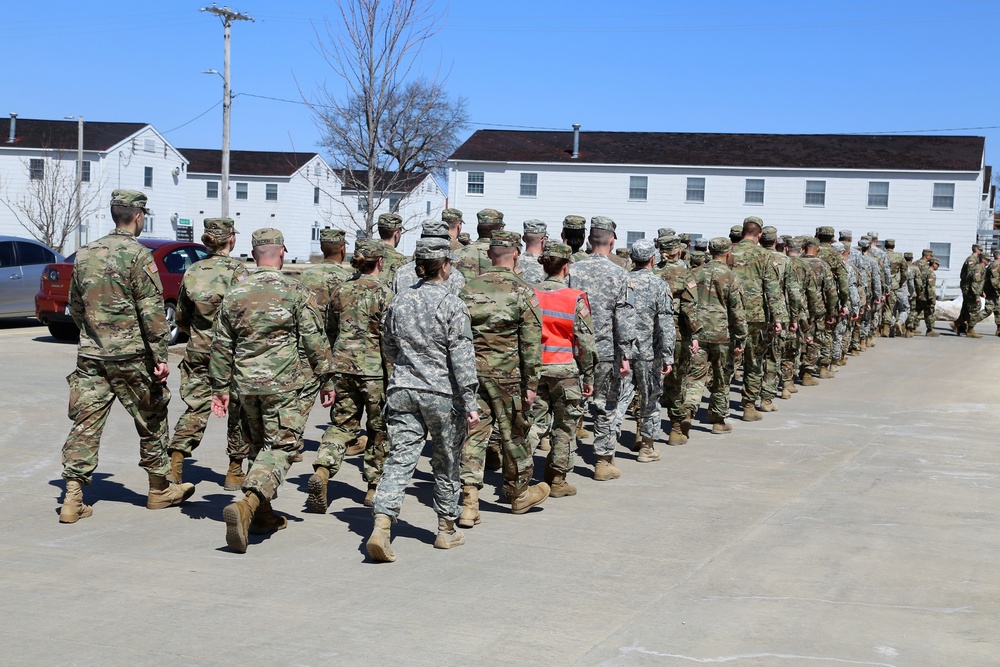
left=35, top=239, right=210, bottom=344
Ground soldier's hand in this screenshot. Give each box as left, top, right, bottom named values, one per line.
left=619, top=359, right=631, bottom=377
left=690, top=339, right=700, bottom=354
left=839, top=306, right=847, bottom=317
left=661, top=363, right=672, bottom=376
left=525, top=389, right=537, bottom=406
left=789, top=322, right=798, bottom=332
left=826, top=316, right=836, bottom=326
left=734, top=347, right=744, bottom=355
left=467, top=411, right=481, bottom=429
left=582, top=384, right=594, bottom=398
left=320, top=389, right=336, bottom=407
left=805, top=336, right=813, bottom=344
left=773, top=322, right=783, bottom=335
left=153, top=362, right=169, bottom=384
left=212, top=394, right=230, bottom=418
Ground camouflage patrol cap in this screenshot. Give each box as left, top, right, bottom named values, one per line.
left=204, top=218, right=237, bottom=238
left=490, top=230, right=521, bottom=248
left=743, top=215, right=764, bottom=226
left=590, top=216, right=617, bottom=235
left=110, top=189, right=150, bottom=213
left=457, top=232, right=471, bottom=245
left=353, top=239, right=385, bottom=260
left=678, top=233, right=691, bottom=244
left=523, top=219, right=547, bottom=235
left=816, top=226, right=835, bottom=238
left=760, top=226, right=778, bottom=243
left=414, top=237, right=455, bottom=260
left=630, top=239, right=657, bottom=262
left=868, top=231, right=880, bottom=239
left=992, top=249, right=1000, bottom=258
left=922, top=248, right=933, bottom=256
left=930, top=256, right=941, bottom=265
left=319, top=227, right=346, bottom=243
left=858, top=238, right=871, bottom=249
left=251, top=227, right=284, bottom=247
left=615, top=248, right=630, bottom=258
left=839, top=229, right=853, bottom=240
left=562, top=214, right=586, bottom=230
left=441, top=207, right=463, bottom=224
left=730, top=224, right=743, bottom=237
left=831, top=241, right=846, bottom=252
left=903, top=252, right=914, bottom=260
left=784, top=237, right=802, bottom=251
left=661, top=234, right=683, bottom=251
left=377, top=213, right=403, bottom=230
left=541, top=241, right=572, bottom=260
left=657, top=228, right=675, bottom=238
left=884, top=239, right=896, bottom=248
left=803, top=237, right=820, bottom=249
left=709, top=237, right=732, bottom=254
left=420, top=219, right=450, bottom=238
left=693, top=238, right=709, bottom=251
left=477, top=208, right=504, bottom=227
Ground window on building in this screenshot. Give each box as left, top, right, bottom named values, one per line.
left=520, top=173, right=538, bottom=197
left=144, top=166, right=153, bottom=188
left=686, top=177, right=705, bottom=203
left=314, top=187, right=320, bottom=205
left=929, top=242, right=951, bottom=269
left=206, top=181, right=219, bottom=199
left=265, top=184, right=278, bottom=201
left=358, top=196, right=369, bottom=212
left=143, top=138, right=156, bottom=153
left=933, top=183, right=955, bottom=210
left=236, top=182, right=248, bottom=200
left=311, top=225, right=321, bottom=241
left=805, top=180, right=826, bottom=206
left=629, top=176, right=648, bottom=201
left=745, top=179, right=765, bottom=204
left=145, top=215, right=154, bottom=233
left=467, top=171, right=484, bottom=195
left=426, top=201, right=431, bottom=215
left=389, top=195, right=401, bottom=213
left=626, top=231, right=645, bottom=248
left=29, top=159, right=44, bottom=180
left=80, top=160, right=91, bottom=183
left=867, top=181, right=889, bottom=208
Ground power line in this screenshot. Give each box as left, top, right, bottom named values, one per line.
left=161, top=100, right=222, bottom=134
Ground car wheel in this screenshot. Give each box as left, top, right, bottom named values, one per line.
left=47, top=321, right=79, bottom=342
left=165, top=301, right=185, bottom=346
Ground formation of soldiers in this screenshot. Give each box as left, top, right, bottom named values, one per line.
left=57, top=190, right=988, bottom=561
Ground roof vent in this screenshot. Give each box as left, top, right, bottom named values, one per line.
left=8, top=113, right=17, bottom=144
left=572, top=124, right=581, bottom=159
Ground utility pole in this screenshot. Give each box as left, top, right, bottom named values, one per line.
left=65, top=115, right=83, bottom=251
left=201, top=4, right=253, bottom=218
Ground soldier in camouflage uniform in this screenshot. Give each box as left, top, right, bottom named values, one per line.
left=211, top=229, right=336, bottom=554
left=849, top=237, right=883, bottom=351
left=458, top=232, right=471, bottom=246
left=815, top=227, right=849, bottom=370
left=532, top=242, right=597, bottom=497
left=516, top=219, right=547, bottom=285
left=458, top=230, right=548, bottom=526
left=883, top=239, right=908, bottom=337
left=562, top=215, right=589, bottom=263
left=367, top=238, right=480, bottom=562
left=729, top=216, right=788, bottom=421
left=655, top=228, right=677, bottom=270
left=800, top=238, right=839, bottom=384
left=442, top=207, right=464, bottom=252
left=981, top=248, right=1000, bottom=336
left=913, top=255, right=940, bottom=336
left=955, top=243, right=982, bottom=334
left=59, top=190, right=195, bottom=523
left=454, top=208, right=504, bottom=280
left=866, top=231, right=892, bottom=336
left=832, top=242, right=861, bottom=365
left=376, top=213, right=409, bottom=286
left=689, top=238, right=747, bottom=434
left=394, top=220, right=466, bottom=296
left=307, top=240, right=394, bottom=513
left=169, top=218, right=250, bottom=490
left=569, top=216, right=637, bottom=480
left=625, top=240, right=675, bottom=461
left=959, top=253, right=989, bottom=337
left=904, top=252, right=918, bottom=337
left=759, top=226, right=802, bottom=407
left=782, top=238, right=815, bottom=392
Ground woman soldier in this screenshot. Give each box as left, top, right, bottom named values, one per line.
left=366, top=237, right=480, bottom=562
left=532, top=242, right=596, bottom=496
left=307, top=239, right=394, bottom=512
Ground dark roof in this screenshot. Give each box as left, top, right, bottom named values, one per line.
left=337, top=169, right=429, bottom=194
left=180, top=149, right=320, bottom=177
left=0, top=118, right=147, bottom=151
left=450, top=130, right=986, bottom=172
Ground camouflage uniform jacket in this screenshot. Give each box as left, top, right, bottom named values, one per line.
left=923, top=267, right=938, bottom=301
left=729, top=239, right=788, bottom=324
left=849, top=250, right=876, bottom=303
left=629, top=268, right=676, bottom=364
left=383, top=279, right=479, bottom=413
left=870, top=245, right=891, bottom=291
left=516, top=251, right=545, bottom=286
left=843, top=261, right=862, bottom=316
left=769, top=249, right=804, bottom=325
left=70, top=229, right=169, bottom=363
left=460, top=266, right=543, bottom=392
left=790, top=256, right=823, bottom=326
left=381, top=246, right=408, bottom=286
left=609, top=253, right=629, bottom=270
left=656, top=259, right=701, bottom=340
left=864, top=253, right=884, bottom=302
left=804, top=256, right=840, bottom=321
left=326, top=274, right=394, bottom=378
left=690, top=259, right=748, bottom=346
left=885, top=250, right=907, bottom=291
left=454, top=239, right=491, bottom=280
left=297, top=260, right=353, bottom=321
left=906, top=264, right=918, bottom=301
left=569, top=250, right=589, bottom=263
left=984, top=261, right=1000, bottom=300
left=535, top=276, right=597, bottom=385
left=965, top=262, right=987, bottom=297
left=568, top=254, right=637, bottom=362
left=209, top=266, right=334, bottom=395
left=818, top=243, right=850, bottom=309
left=960, top=253, right=979, bottom=283
left=393, top=259, right=465, bottom=296
left=176, top=253, right=249, bottom=354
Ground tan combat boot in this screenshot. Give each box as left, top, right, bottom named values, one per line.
left=785, top=380, right=798, bottom=394
left=249, top=499, right=287, bottom=535
left=593, top=455, right=621, bottom=481
left=680, top=408, right=694, bottom=438
left=868, top=336, right=876, bottom=348
left=741, top=402, right=762, bottom=422
left=575, top=414, right=589, bottom=440
left=818, top=366, right=835, bottom=379
left=836, top=357, right=847, bottom=366
left=457, top=485, right=481, bottom=528
left=223, top=458, right=246, bottom=491
left=667, top=421, right=686, bottom=446
left=147, top=473, right=195, bottom=510
left=538, top=436, right=551, bottom=452
left=780, top=387, right=792, bottom=399
left=433, top=516, right=466, bottom=550
left=366, top=513, right=395, bottom=562
left=905, top=329, right=914, bottom=338
left=860, top=339, right=867, bottom=351
left=222, top=491, right=260, bottom=554
left=166, top=450, right=185, bottom=484
left=925, top=329, right=940, bottom=337
left=364, top=483, right=377, bottom=508
left=708, top=413, right=732, bottom=435
left=306, top=467, right=330, bottom=513
left=801, top=373, right=819, bottom=386
left=59, top=479, right=93, bottom=524
left=758, top=399, right=778, bottom=413
left=637, top=436, right=661, bottom=463
left=511, top=482, right=550, bottom=514
left=967, top=329, right=983, bottom=338
left=548, top=473, right=577, bottom=497
left=345, top=434, right=368, bottom=457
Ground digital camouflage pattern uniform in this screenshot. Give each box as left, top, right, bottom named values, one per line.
left=394, top=219, right=467, bottom=295
left=516, top=218, right=547, bottom=286
left=832, top=244, right=861, bottom=362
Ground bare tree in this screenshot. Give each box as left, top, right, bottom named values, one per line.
left=308, top=0, right=467, bottom=237
left=0, top=152, right=102, bottom=253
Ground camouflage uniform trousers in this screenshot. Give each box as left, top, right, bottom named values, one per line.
left=533, top=375, right=585, bottom=477
left=981, top=298, right=1000, bottom=332
left=240, top=391, right=304, bottom=501
left=892, top=288, right=910, bottom=331
left=314, top=374, right=389, bottom=484
left=961, top=293, right=983, bottom=330
left=914, top=299, right=935, bottom=333
left=591, top=360, right=625, bottom=456
left=804, top=323, right=832, bottom=373
left=631, top=359, right=665, bottom=441
left=740, top=322, right=768, bottom=404
left=661, top=341, right=688, bottom=419
left=62, top=356, right=171, bottom=484
left=373, top=388, right=466, bottom=521
left=168, top=349, right=247, bottom=460
left=906, top=295, right=919, bottom=332
left=882, top=296, right=895, bottom=333
left=832, top=317, right=849, bottom=361
left=762, top=330, right=791, bottom=400
left=295, top=364, right=322, bottom=454
left=461, top=377, right=533, bottom=497
left=681, top=345, right=709, bottom=417
left=614, top=368, right=636, bottom=440
left=704, top=343, right=734, bottom=420
left=782, top=331, right=805, bottom=384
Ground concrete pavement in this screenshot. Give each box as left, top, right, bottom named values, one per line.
left=0, top=317, right=997, bottom=666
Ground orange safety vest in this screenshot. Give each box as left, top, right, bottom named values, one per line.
left=535, top=287, right=586, bottom=365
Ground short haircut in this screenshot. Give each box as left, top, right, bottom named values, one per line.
left=742, top=220, right=761, bottom=237
left=111, top=204, right=140, bottom=226
left=588, top=228, right=614, bottom=246
left=378, top=227, right=397, bottom=241
left=320, top=240, right=345, bottom=258
left=477, top=224, right=500, bottom=240
left=488, top=245, right=517, bottom=262
left=522, top=232, right=545, bottom=246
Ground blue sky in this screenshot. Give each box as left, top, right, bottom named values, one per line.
left=5, top=1, right=999, bottom=172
